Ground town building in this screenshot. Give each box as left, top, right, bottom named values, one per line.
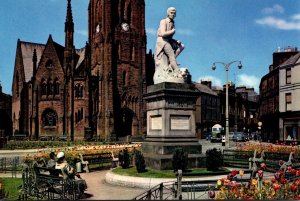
left=11, top=0, right=151, bottom=141
left=259, top=47, right=299, bottom=142
left=0, top=82, right=12, bottom=137
left=195, top=80, right=221, bottom=138
left=278, top=52, right=300, bottom=141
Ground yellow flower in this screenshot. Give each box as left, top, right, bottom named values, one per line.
left=217, top=180, right=222, bottom=186
left=252, top=179, right=258, bottom=185
left=239, top=170, right=244, bottom=176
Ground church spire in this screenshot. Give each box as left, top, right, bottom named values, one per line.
left=65, top=0, right=74, bottom=50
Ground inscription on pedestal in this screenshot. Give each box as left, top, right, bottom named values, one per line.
left=170, top=116, right=190, bottom=130
left=151, top=116, right=162, bottom=130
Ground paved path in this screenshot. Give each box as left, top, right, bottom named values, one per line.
left=80, top=170, right=145, bottom=200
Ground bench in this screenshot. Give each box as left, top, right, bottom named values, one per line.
left=31, top=166, right=85, bottom=200
left=80, top=152, right=113, bottom=172
left=223, top=149, right=254, bottom=168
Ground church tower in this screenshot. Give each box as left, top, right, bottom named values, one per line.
left=88, top=0, right=147, bottom=141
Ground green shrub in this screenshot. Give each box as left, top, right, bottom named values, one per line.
left=135, top=151, right=146, bottom=173
left=206, top=148, right=223, bottom=171
left=172, top=148, right=188, bottom=172
left=118, top=148, right=130, bottom=169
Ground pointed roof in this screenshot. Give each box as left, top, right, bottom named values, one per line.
left=20, top=41, right=45, bottom=82
left=279, top=52, right=300, bottom=68
left=65, top=0, right=74, bottom=33
left=194, top=82, right=218, bottom=96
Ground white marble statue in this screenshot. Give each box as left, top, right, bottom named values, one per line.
left=154, top=7, right=190, bottom=84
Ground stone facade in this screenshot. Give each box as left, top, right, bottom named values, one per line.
left=11, top=0, right=151, bottom=141
left=259, top=47, right=299, bottom=141
left=0, top=83, right=12, bottom=137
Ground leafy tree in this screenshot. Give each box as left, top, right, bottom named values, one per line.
left=172, top=148, right=188, bottom=172
left=118, top=148, right=130, bottom=169
left=206, top=148, right=223, bottom=171
left=135, top=150, right=146, bottom=173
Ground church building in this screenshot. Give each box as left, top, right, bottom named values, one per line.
left=11, top=0, right=153, bottom=141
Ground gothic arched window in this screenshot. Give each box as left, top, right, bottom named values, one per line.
left=41, top=79, right=47, bottom=96
left=47, top=79, right=53, bottom=95
left=46, top=59, right=54, bottom=68
left=123, top=71, right=127, bottom=86
left=54, top=78, right=59, bottom=95
left=42, top=109, right=58, bottom=127
left=75, top=84, right=84, bottom=98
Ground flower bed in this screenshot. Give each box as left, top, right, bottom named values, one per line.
left=235, top=141, right=300, bottom=155
left=23, top=143, right=141, bottom=166
left=208, top=167, right=300, bottom=200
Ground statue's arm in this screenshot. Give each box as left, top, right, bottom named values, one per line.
left=158, top=20, right=175, bottom=38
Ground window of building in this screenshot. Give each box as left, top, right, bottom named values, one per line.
left=47, top=80, right=53, bottom=95
left=286, top=68, right=291, bottom=84
left=123, top=71, right=127, bottom=86
left=75, top=84, right=84, bottom=98
left=286, top=93, right=292, bottom=111
left=41, top=79, right=47, bottom=96
left=42, top=109, right=58, bottom=127
left=54, top=78, right=59, bottom=95
left=46, top=59, right=54, bottom=68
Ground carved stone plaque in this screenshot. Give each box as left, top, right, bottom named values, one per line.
left=151, top=116, right=162, bottom=130
left=171, top=116, right=190, bottom=130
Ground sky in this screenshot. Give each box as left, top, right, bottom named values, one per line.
left=1, top=0, right=300, bottom=95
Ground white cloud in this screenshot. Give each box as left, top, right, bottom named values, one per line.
left=197, top=75, right=223, bottom=88
left=291, top=14, right=300, bottom=21
left=237, top=74, right=260, bottom=92
left=255, top=16, right=300, bottom=30
left=76, top=30, right=88, bottom=37
left=262, top=4, right=284, bottom=15
left=146, top=28, right=157, bottom=36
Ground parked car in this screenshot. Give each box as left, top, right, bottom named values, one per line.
left=205, top=132, right=212, bottom=140
left=232, top=132, right=249, bottom=142
left=250, top=132, right=261, bottom=141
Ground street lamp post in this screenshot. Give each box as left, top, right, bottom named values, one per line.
left=212, top=60, right=242, bottom=148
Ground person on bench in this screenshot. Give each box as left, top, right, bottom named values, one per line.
left=55, top=152, right=87, bottom=197
left=47, top=151, right=59, bottom=176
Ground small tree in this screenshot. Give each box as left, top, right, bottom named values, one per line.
left=118, top=148, right=130, bottom=169
left=172, top=148, right=188, bottom=172
left=135, top=150, right=146, bottom=173
left=206, top=148, right=223, bottom=171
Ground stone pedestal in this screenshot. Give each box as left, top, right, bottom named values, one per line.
left=142, top=82, right=204, bottom=170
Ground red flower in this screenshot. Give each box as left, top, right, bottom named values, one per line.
left=231, top=170, right=238, bottom=176
left=290, top=169, right=296, bottom=175
left=274, top=172, right=282, bottom=180
left=271, top=178, right=276, bottom=183
left=258, top=170, right=264, bottom=178
left=291, top=185, right=298, bottom=192
left=279, top=160, right=284, bottom=166
left=280, top=177, right=287, bottom=184
left=273, top=183, right=281, bottom=191
left=295, top=195, right=300, bottom=199
left=287, top=166, right=292, bottom=171
left=260, top=163, right=266, bottom=169
left=296, top=170, right=300, bottom=176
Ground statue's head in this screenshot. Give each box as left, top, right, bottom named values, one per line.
left=167, top=7, right=176, bottom=19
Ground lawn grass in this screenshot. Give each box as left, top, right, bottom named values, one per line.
left=112, top=166, right=230, bottom=178
left=0, top=177, right=22, bottom=200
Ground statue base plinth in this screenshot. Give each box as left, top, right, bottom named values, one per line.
left=142, top=82, right=204, bottom=170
